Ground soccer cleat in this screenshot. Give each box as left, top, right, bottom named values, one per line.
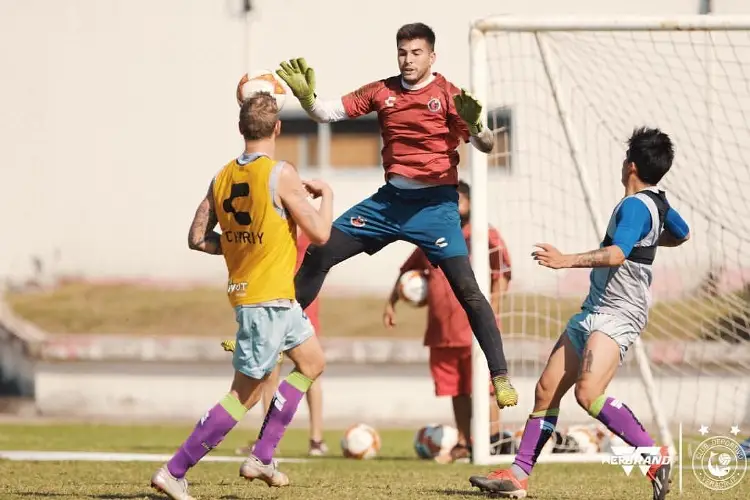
left=469, top=468, right=528, bottom=498
left=221, top=340, right=236, bottom=352
left=646, top=446, right=672, bottom=500
left=308, top=439, right=329, bottom=457
left=239, top=455, right=290, bottom=487
left=151, top=465, right=195, bottom=500
left=492, top=375, right=519, bottom=408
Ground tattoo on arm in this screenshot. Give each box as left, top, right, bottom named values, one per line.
left=571, top=248, right=611, bottom=268
left=188, top=186, right=222, bottom=255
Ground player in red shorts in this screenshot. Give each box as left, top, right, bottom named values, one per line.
left=223, top=228, right=327, bottom=456
left=383, top=181, right=512, bottom=462
left=277, top=22, right=518, bottom=408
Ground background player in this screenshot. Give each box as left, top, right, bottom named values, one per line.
left=383, top=180, right=511, bottom=462
left=469, top=127, right=690, bottom=500
left=225, top=227, right=328, bottom=457
left=150, top=93, right=334, bottom=500
left=276, top=22, right=518, bottom=409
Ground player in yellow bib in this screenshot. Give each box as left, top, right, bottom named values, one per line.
left=151, top=92, right=334, bottom=500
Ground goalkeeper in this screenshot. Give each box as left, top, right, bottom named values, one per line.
left=276, top=22, right=518, bottom=408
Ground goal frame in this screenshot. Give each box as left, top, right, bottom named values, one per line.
left=468, top=14, right=750, bottom=466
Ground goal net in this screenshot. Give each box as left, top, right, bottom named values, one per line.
left=468, top=16, right=750, bottom=465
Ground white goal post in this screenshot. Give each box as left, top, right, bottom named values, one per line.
left=469, top=15, right=750, bottom=466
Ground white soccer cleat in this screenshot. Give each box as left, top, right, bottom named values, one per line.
left=239, top=455, right=290, bottom=487
left=151, top=465, right=196, bottom=500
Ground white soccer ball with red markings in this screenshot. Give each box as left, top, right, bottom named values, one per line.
left=341, top=423, right=381, bottom=459
left=414, top=424, right=459, bottom=459
left=398, top=270, right=428, bottom=308
left=236, top=70, right=287, bottom=110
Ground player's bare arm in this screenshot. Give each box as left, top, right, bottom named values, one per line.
left=383, top=279, right=401, bottom=329
left=532, top=243, right=624, bottom=269
left=490, top=274, right=508, bottom=316
left=277, top=163, right=333, bottom=245
left=188, top=181, right=222, bottom=255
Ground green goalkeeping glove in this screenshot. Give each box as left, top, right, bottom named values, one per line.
left=276, top=57, right=316, bottom=110
left=453, top=88, right=484, bottom=136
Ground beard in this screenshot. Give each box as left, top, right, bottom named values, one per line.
left=460, top=211, right=470, bottom=226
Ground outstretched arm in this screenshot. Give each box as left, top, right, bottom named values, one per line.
left=276, top=58, right=375, bottom=123
left=533, top=197, right=653, bottom=269
left=188, top=181, right=222, bottom=255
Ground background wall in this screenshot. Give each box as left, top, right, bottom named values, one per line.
left=2, top=0, right=749, bottom=294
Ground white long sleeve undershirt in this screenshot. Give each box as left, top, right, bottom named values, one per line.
left=304, top=97, right=348, bottom=123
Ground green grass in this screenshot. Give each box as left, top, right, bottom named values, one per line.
left=6, top=281, right=748, bottom=340
left=0, top=423, right=745, bottom=499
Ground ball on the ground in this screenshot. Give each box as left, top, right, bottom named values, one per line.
left=397, top=270, right=428, bottom=307
left=414, top=424, right=459, bottom=459
left=341, top=423, right=381, bottom=459
left=236, top=70, right=287, bottom=110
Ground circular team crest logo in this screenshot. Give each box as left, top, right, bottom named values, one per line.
left=692, top=436, right=747, bottom=491
left=427, top=97, right=441, bottom=112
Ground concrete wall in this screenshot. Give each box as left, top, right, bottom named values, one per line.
left=3, top=0, right=750, bottom=293
left=33, top=361, right=749, bottom=429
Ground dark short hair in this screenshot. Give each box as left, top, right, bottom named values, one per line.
left=396, top=23, right=436, bottom=50
left=239, top=92, right=278, bottom=141
left=626, top=127, right=674, bottom=185
left=457, top=180, right=471, bottom=199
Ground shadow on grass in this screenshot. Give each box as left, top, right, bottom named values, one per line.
left=434, top=489, right=493, bottom=497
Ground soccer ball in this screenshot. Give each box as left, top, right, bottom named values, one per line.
left=341, top=423, right=381, bottom=459
left=398, top=270, right=428, bottom=307
left=562, top=424, right=607, bottom=454
left=414, top=424, right=459, bottom=459
left=235, top=70, right=287, bottom=110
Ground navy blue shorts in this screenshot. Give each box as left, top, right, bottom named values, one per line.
left=332, top=184, right=468, bottom=265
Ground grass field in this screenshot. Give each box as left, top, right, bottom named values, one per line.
left=7, top=281, right=747, bottom=341
left=0, top=423, right=745, bottom=499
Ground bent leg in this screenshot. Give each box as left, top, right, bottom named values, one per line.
left=469, top=333, right=580, bottom=495
left=576, top=331, right=653, bottom=447
left=295, top=227, right=368, bottom=309
left=252, top=305, right=325, bottom=464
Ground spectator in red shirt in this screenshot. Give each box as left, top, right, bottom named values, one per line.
left=235, top=228, right=327, bottom=457
left=383, top=181, right=511, bottom=462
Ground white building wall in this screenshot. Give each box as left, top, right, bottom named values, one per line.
left=2, top=0, right=749, bottom=294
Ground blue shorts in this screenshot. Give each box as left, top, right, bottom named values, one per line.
left=232, top=302, right=315, bottom=379
left=333, top=184, right=468, bottom=264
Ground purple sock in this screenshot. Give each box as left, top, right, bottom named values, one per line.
left=590, top=395, right=654, bottom=447
left=512, top=409, right=559, bottom=476
left=253, top=372, right=310, bottom=464
left=166, top=394, right=246, bottom=478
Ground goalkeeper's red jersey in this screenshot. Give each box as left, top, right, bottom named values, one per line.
left=342, top=73, right=470, bottom=186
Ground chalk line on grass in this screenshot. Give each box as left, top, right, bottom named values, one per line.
left=0, top=450, right=308, bottom=463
